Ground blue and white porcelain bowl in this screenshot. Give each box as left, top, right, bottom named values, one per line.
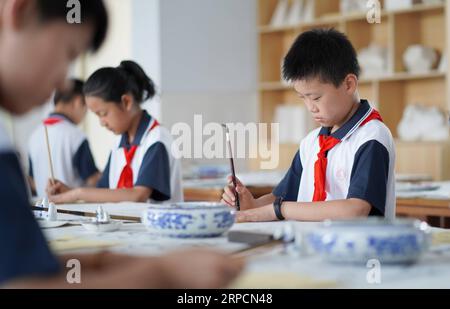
left=142, top=202, right=235, bottom=238
left=306, top=218, right=431, bottom=264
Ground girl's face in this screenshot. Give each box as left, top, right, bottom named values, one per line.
left=0, top=0, right=94, bottom=115
left=86, top=96, right=135, bottom=135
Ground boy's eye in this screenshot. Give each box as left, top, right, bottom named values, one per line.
left=313, top=97, right=321, bottom=101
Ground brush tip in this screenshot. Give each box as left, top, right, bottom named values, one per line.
left=222, top=123, right=230, bottom=134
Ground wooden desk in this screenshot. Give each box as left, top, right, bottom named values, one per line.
left=184, top=187, right=450, bottom=227
left=397, top=198, right=450, bottom=217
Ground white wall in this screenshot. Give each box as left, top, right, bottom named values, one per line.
left=159, top=0, right=258, bottom=171
left=83, top=0, right=133, bottom=169
left=160, top=0, right=257, bottom=93
left=132, top=0, right=162, bottom=120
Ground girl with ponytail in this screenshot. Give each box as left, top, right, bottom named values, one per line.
left=47, top=60, right=183, bottom=204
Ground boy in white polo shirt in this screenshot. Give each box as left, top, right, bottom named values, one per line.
left=28, top=79, right=100, bottom=198
left=222, top=29, right=396, bottom=222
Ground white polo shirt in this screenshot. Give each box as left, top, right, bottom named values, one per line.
left=273, top=100, right=396, bottom=219
left=97, top=111, right=183, bottom=204
left=28, top=113, right=98, bottom=198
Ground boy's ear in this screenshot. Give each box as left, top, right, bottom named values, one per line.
left=121, top=94, right=134, bottom=111
left=344, top=74, right=358, bottom=94
left=1, top=0, right=34, bottom=30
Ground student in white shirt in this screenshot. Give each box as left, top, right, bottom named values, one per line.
left=222, top=29, right=396, bottom=222
left=28, top=79, right=100, bottom=198
left=47, top=61, right=183, bottom=204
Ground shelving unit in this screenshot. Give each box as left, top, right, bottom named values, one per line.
left=255, top=0, right=450, bottom=180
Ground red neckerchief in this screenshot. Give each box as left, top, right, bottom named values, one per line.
left=312, top=109, right=383, bottom=202
left=116, top=120, right=160, bottom=189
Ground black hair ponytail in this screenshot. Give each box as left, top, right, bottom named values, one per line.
left=118, top=61, right=156, bottom=102
left=83, top=60, right=157, bottom=105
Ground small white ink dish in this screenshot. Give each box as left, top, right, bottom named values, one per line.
left=81, top=206, right=122, bottom=233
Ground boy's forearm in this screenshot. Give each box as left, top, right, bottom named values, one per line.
left=282, top=198, right=371, bottom=221
left=238, top=198, right=371, bottom=222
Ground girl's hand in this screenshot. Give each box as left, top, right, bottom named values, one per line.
left=221, top=176, right=256, bottom=211
left=49, top=189, right=80, bottom=204
left=46, top=179, right=71, bottom=195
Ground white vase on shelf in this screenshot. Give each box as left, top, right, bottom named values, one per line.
left=438, top=53, right=447, bottom=73
left=398, top=104, right=449, bottom=142
left=286, top=0, right=304, bottom=26
left=270, top=0, right=290, bottom=27
left=340, top=0, right=367, bottom=15
left=403, top=45, right=438, bottom=74
left=358, top=44, right=388, bottom=78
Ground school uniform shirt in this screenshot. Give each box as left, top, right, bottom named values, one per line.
left=97, top=111, right=183, bottom=203
left=28, top=113, right=98, bottom=198
left=273, top=100, right=396, bottom=220
left=0, top=121, right=60, bottom=285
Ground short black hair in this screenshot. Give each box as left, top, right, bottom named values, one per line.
left=36, top=0, right=108, bottom=51
left=54, top=79, right=84, bottom=106
left=283, top=28, right=361, bottom=87
left=83, top=60, right=156, bottom=105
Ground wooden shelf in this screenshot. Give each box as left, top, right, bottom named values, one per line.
left=260, top=71, right=445, bottom=88
left=257, top=0, right=450, bottom=180
left=259, top=24, right=296, bottom=34
left=385, top=2, right=445, bottom=15
left=359, top=71, right=445, bottom=83
left=258, top=3, right=445, bottom=33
